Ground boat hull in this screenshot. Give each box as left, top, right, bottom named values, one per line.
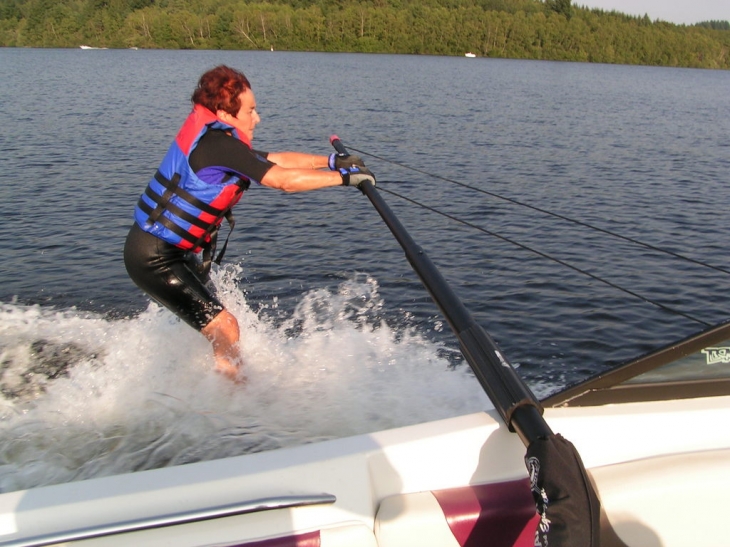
left=1, top=395, right=728, bottom=546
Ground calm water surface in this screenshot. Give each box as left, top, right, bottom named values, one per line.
left=0, top=48, right=728, bottom=491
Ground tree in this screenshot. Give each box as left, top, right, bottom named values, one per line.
left=0, top=0, right=729, bottom=69
left=696, top=20, right=730, bottom=31
left=545, top=0, right=571, bottom=19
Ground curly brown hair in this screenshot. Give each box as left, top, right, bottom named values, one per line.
left=191, top=65, right=252, bottom=116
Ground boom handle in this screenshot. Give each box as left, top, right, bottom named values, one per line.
left=329, top=135, right=348, bottom=156
left=329, top=136, right=550, bottom=446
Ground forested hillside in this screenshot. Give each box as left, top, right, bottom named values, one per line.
left=1, top=0, right=728, bottom=69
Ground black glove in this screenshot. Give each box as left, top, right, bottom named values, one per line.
left=329, top=152, right=366, bottom=171
left=339, top=165, right=376, bottom=188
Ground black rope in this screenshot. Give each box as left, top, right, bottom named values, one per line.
left=377, top=186, right=710, bottom=327
left=349, top=146, right=730, bottom=277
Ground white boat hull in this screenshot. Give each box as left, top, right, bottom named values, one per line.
left=1, top=394, right=728, bottom=546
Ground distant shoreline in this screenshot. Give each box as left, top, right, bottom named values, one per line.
left=2, top=0, right=728, bottom=70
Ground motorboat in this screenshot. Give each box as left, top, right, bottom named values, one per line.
left=1, top=139, right=727, bottom=547
left=465, top=52, right=476, bottom=58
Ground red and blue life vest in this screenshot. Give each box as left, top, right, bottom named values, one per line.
left=134, top=104, right=251, bottom=254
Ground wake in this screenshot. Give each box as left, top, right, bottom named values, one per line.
left=0, top=268, right=490, bottom=493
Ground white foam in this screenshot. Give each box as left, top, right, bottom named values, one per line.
left=0, top=269, right=490, bottom=492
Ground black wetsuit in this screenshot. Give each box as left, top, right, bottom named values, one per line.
left=124, top=130, right=274, bottom=330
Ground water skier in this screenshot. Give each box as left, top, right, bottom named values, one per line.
left=124, top=65, right=374, bottom=381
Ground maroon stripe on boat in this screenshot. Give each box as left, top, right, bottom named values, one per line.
left=230, top=530, right=321, bottom=547
left=432, top=478, right=539, bottom=547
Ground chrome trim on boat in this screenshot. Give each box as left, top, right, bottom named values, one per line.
left=0, top=493, right=337, bottom=547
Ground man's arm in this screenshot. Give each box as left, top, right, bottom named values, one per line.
left=265, top=152, right=329, bottom=170
left=259, top=165, right=342, bottom=193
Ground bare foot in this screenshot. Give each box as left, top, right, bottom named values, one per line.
left=203, top=310, right=247, bottom=383
left=214, top=357, right=247, bottom=384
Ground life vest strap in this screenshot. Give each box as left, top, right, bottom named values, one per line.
left=139, top=171, right=244, bottom=259
left=140, top=186, right=211, bottom=231
left=213, top=211, right=235, bottom=266
left=200, top=211, right=235, bottom=275
left=138, top=199, right=208, bottom=248
left=144, top=172, right=179, bottom=225
left=153, top=170, right=224, bottom=217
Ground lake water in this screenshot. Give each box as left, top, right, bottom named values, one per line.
left=0, top=48, right=728, bottom=492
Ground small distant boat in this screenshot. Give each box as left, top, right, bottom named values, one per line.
left=79, top=45, right=94, bottom=49
left=465, top=52, right=476, bottom=58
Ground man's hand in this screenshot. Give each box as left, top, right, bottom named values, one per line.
left=329, top=153, right=366, bottom=171
left=339, top=165, right=376, bottom=188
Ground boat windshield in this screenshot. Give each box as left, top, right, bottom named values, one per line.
left=543, top=321, right=730, bottom=407
left=626, top=340, right=730, bottom=384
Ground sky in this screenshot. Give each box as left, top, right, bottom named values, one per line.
left=575, top=0, right=730, bottom=25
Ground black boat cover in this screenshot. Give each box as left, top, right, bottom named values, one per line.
left=525, top=434, right=601, bottom=547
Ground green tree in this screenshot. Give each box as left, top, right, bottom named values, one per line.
left=0, top=0, right=728, bottom=69
left=545, top=0, right=570, bottom=19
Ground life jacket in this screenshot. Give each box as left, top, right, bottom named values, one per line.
left=134, top=104, right=252, bottom=263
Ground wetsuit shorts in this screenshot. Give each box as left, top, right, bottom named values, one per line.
left=124, top=222, right=224, bottom=330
